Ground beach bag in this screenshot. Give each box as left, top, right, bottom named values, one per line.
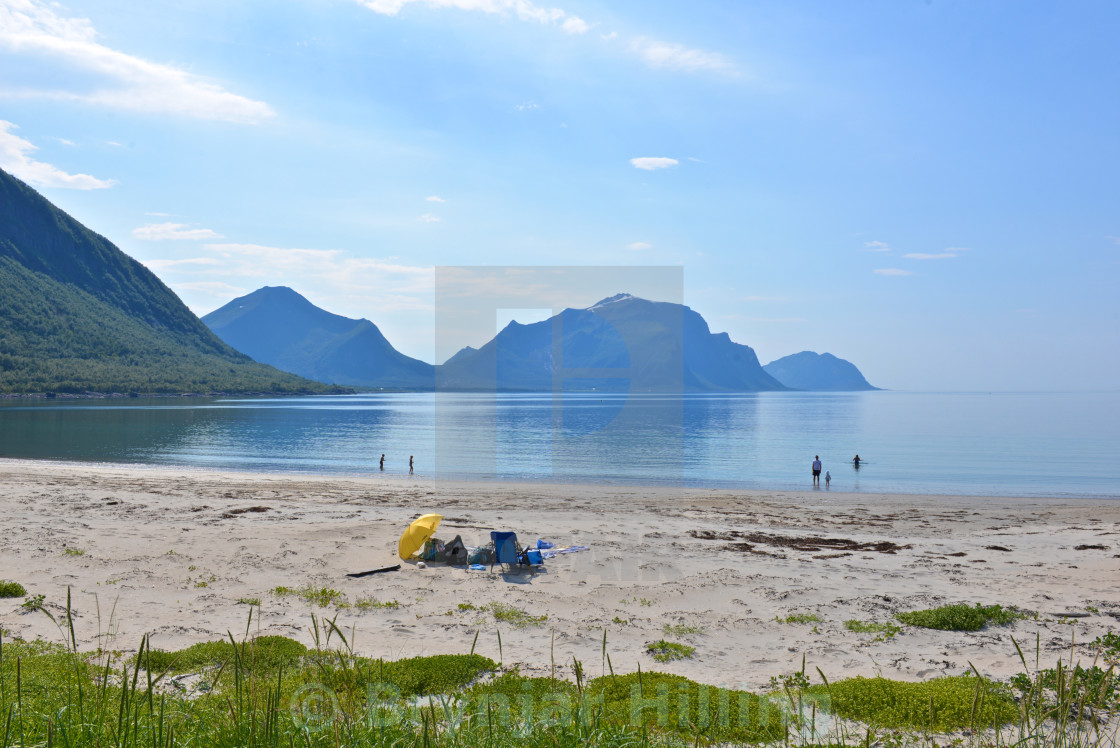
left=421, top=537, right=444, bottom=562
left=468, top=542, right=494, bottom=565
left=443, top=535, right=468, bottom=565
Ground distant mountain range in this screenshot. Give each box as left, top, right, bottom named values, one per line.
left=438, top=293, right=786, bottom=392
left=203, top=287, right=434, bottom=389
left=203, top=288, right=878, bottom=392
left=764, top=351, right=879, bottom=391
left=0, top=167, right=340, bottom=396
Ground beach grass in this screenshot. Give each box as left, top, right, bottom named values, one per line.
left=844, top=619, right=901, bottom=641
left=272, top=583, right=348, bottom=608
left=896, top=602, right=1023, bottom=631
left=645, top=640, right=695, bottom=663
left=0, top=580, right=26, bottom=598
left=2, top=597, right=1118, bottom=747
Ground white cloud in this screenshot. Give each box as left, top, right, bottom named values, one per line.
left=874, top=268, right=913, bottom=276
left=52, top=136, right=75, bottom=146
left=629, top=37, right=733, bottom=73
left=141, top=257, right=223, bottom=271
left=514, top=102, right=539, bottom=111
left=630, top=156, right=678, bottom=171
left=166, top=243, right=436, bottom=315
left=425, top=195, right=445, bottom=202
left=864, top=240, right=891, bottom=252
left=560, top=16, right=588, bottom=34
left=627, top=241, right=652, bottom=250
left=903, top=252, right=955, bottom=260
left=418, top=213, right=441, bottom=223
left=0, top=0, right=274, bottom=123
left=132, top=222, right=223, bottom=241
left=356, top=0, right=588, bottom=34
left=0, top=120, right=115, bottom=189
left=601, top=31, right=617, bottom=40
left=904, top=247, right=970, bottom=260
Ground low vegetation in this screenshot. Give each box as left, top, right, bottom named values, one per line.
left=645, top=640, right=695, bottom=663
left=0, top=580, right=26, bottom=598
left=844, top=619, right=901, bottom=640
left=775, top=612, right=823, bottom=625
left=2, top=597, right=1118, bottom=747
left=896, top=603, right=1022, bottom=631
left=272, top=583, right=348, bottom=608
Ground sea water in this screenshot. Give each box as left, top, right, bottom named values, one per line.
left=0, top=391, right=1117, bottom=498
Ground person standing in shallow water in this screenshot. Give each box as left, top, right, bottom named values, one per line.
left=853, top=454, right=862, bottom=469
left=409, top=455, right=414, bottom=475
left=812, top=455, right=822, bottom=486
left=379, top=454, right=385, bottom=471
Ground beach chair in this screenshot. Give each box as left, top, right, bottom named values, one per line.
left=490, top=531, right=530, bottom=573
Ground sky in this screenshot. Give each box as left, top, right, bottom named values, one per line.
left=1, top=0, right=1117, bottom=391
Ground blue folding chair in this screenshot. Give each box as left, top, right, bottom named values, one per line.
left=490, top=531, right=529, bottom=572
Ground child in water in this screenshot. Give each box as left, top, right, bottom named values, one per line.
left=825, top=471, right=831, bottom=488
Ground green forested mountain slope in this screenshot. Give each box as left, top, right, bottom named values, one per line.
left=0, top=168, right=340, bottom=395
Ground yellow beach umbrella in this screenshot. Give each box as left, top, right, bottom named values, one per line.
left=398, top=513, right=443, bottom=560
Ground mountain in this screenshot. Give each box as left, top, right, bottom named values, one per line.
left=202, top=287, right=434, bottom=389
left=763, top=351, right=878, bottom=391
left=0, top=167, right=338, bottom=395
left=437, top=293, right=787, bottom=392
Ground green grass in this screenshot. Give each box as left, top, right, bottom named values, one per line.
left=896, top=603, right=1022, bottom=631
left=776, top=612, right=823, bottom=624
left=355, top=596, right=400, bottom=610
left=486, top=602, right=547, bottom=628
left=62, top=547, right=86, bottom=556
left=236, top=596, right=261, bottom=606
left=0, top=580, right=26, bottom=598
left=645, top=640, right=695, bottom=663
left=808, top=674, right=1018, bottom=731
left=272, top=583, right=348, bottom=608
left=661, top=623, right=703, bottom=637
left=2, top=596, right=1118, bottom=748
left=143, top=635, right=309, bottom=674
left=587, top=671, right=786, bottom=744
left=844, top=619, right=901, bottom=640
left=1092, top=631, right=1120, bottom=664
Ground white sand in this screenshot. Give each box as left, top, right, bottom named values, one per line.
left=2, top=459, right=1118, bottom=691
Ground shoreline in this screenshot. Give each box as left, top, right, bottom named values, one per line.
left=2, top=458, right=1118, bottom=692
left=1, top=456, right=1115, bottom=502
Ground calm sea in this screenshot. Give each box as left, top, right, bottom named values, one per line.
left=0, top=391, right=1117, bottom=498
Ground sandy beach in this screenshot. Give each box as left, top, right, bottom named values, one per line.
left=2, top=458, right=1118, bottom=692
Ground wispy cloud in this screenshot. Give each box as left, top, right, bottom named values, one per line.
left=904, top=247, right=969, bottom=260
left=874, top=268, right=913, bottom=276
left=0, top=120, right=115, bottom=189
left=0, top=0, right=274, bottom=123
left=418, top=213, right=441, bottom=223
left=356, top=0, right=589, bottom=34
left=159, top=243, right=436, bottom=314
left=514, top=102, right=539, bottom=111
left=629, top=37, right=733, bottom=73
left=627, top=241, right=652, bottom=250
left=353, top=0, right=734, bottom=75
left=630, top=156, right=678, bottom=171
left=141, top=257, right=223, bottom=271
left=425, top=195, right=445, bottom=202
left=132, top=222, right=223, bottom=241
left=864, top=240, right=891, bottom=252
left=903, top=252, right=955, bottom=260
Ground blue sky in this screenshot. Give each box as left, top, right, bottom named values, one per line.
left=1, top=0, right=1117, bottom=390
